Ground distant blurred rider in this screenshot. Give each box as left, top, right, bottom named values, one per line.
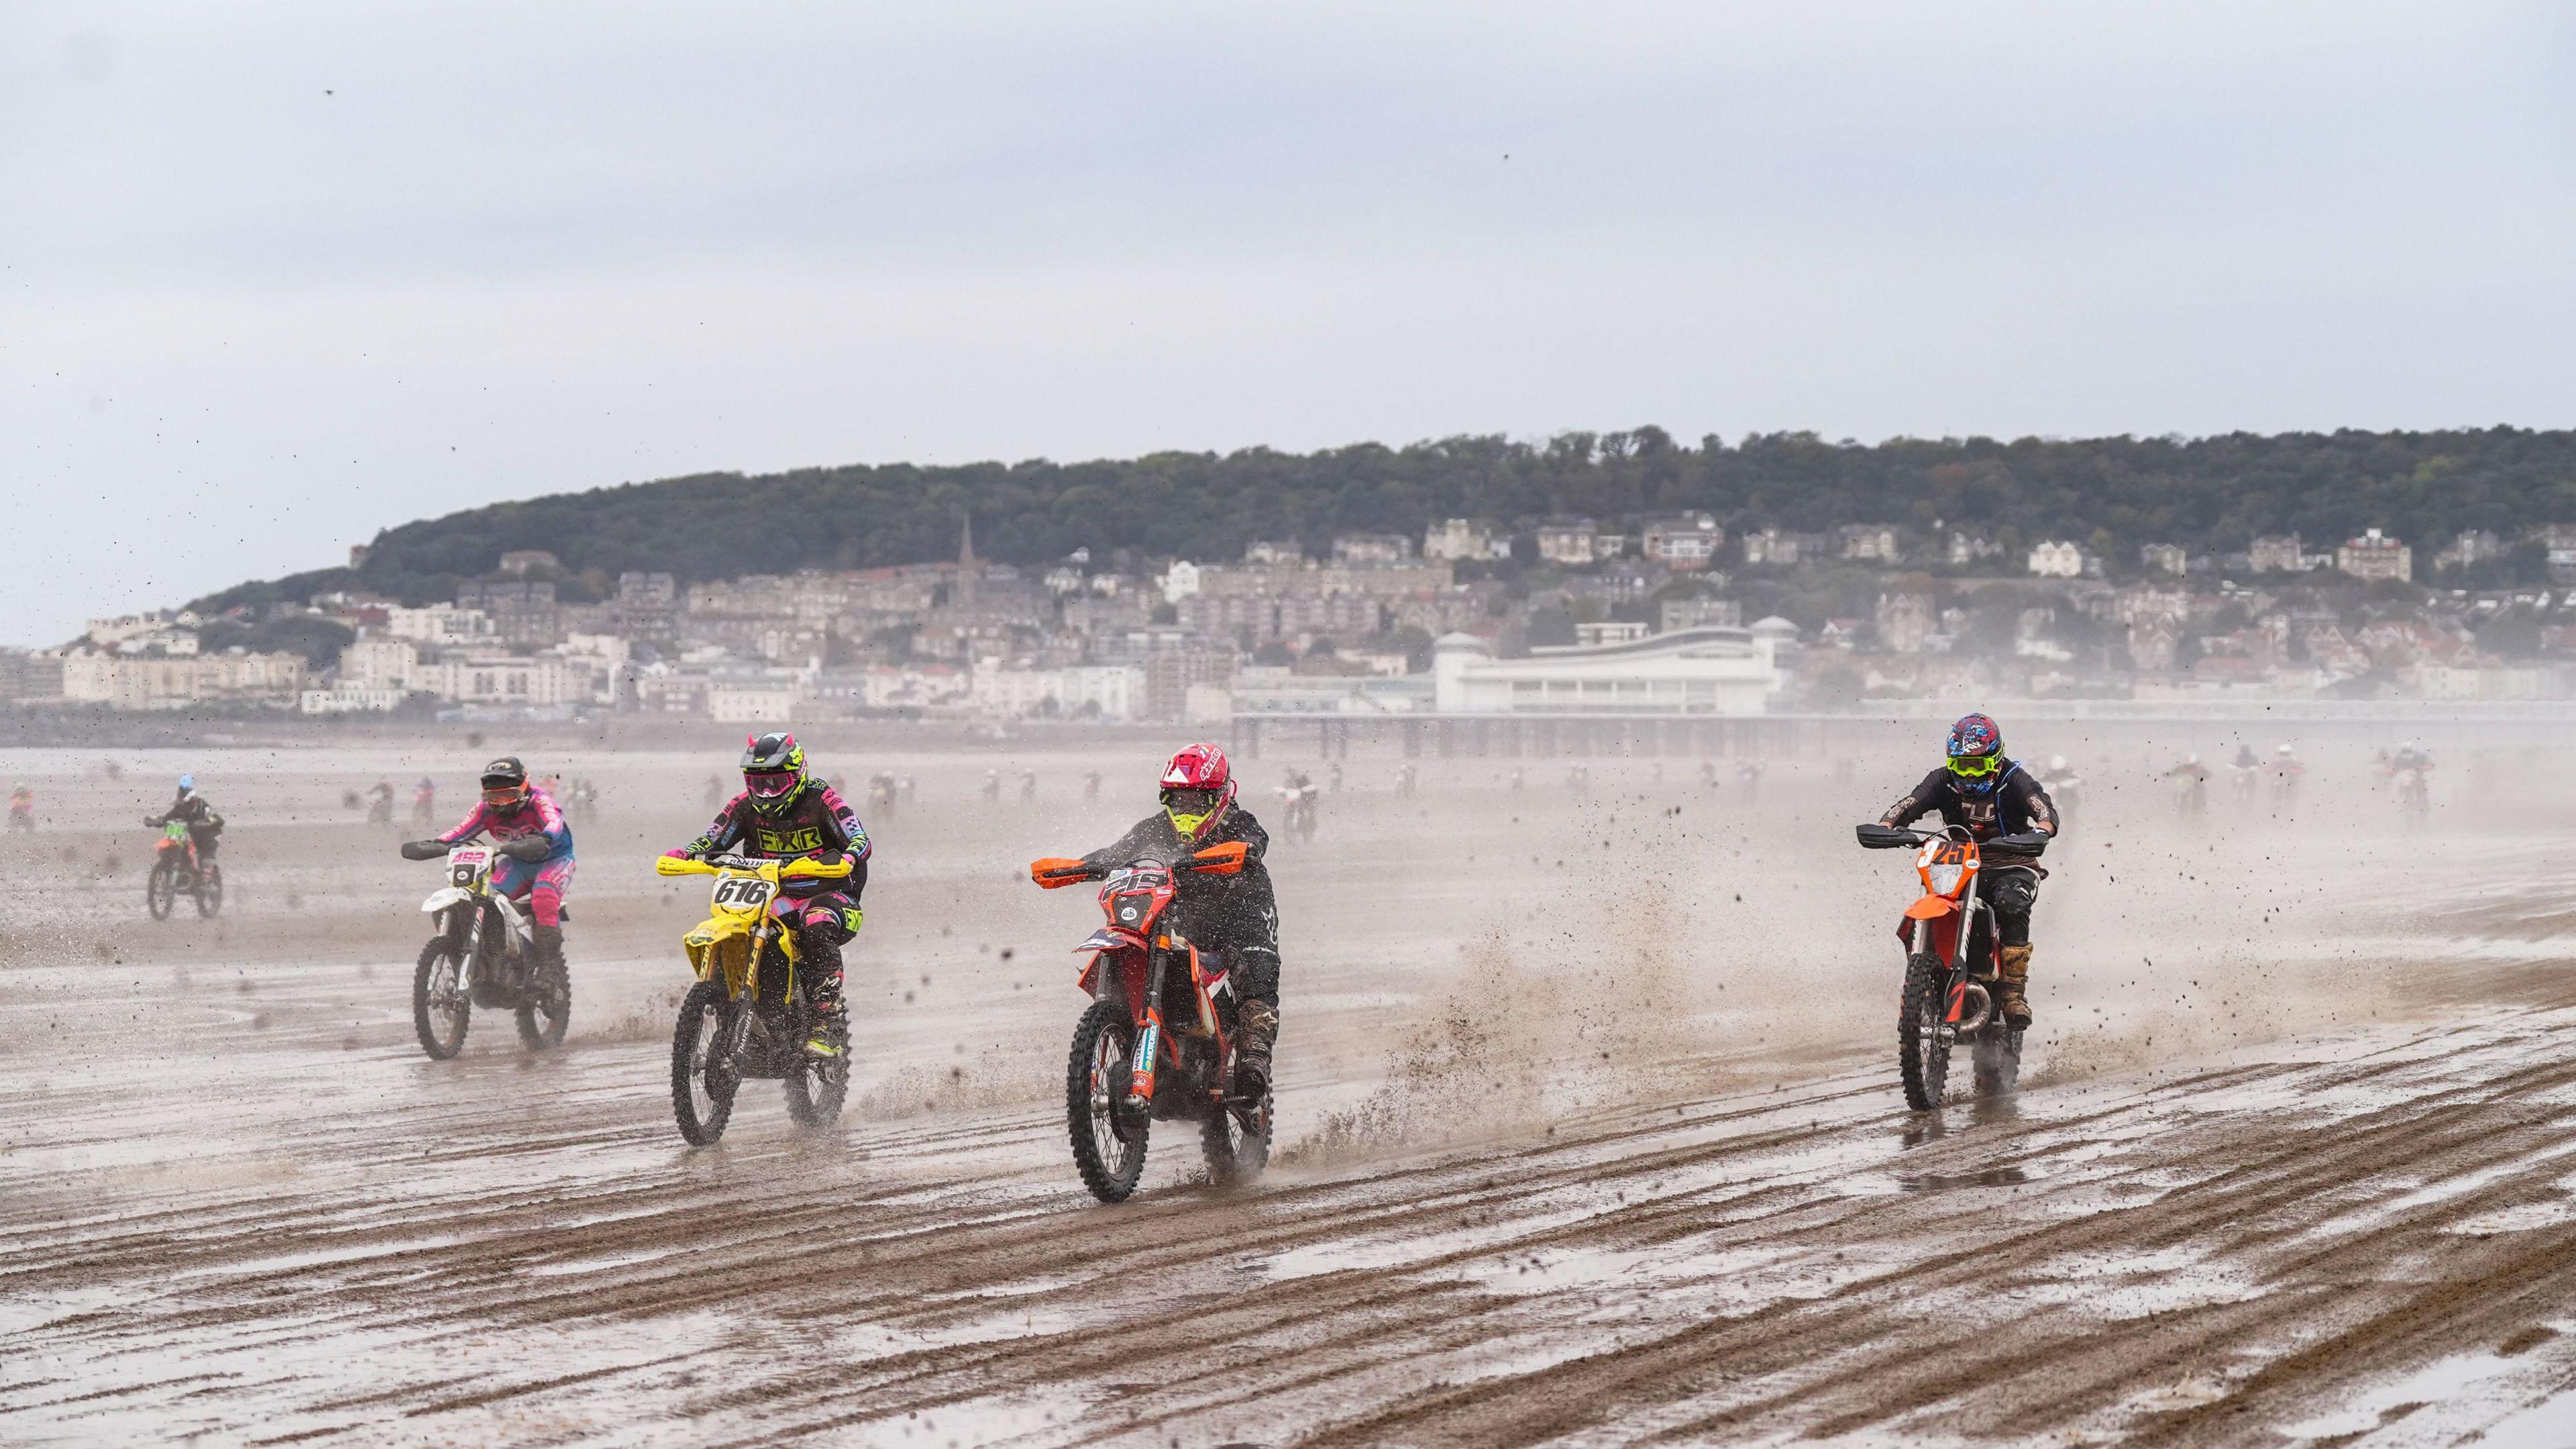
left=1075, top=743, right=1281, bottom=1099
left=422, top=757, right=575, bottom=975
left=665, top=733, right=871, bottom=1061
left=148, top=774, right=225, bottom=865
left=1875, top=714, right=2060, bottom=1028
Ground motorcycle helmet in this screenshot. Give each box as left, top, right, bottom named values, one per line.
left=1945, top=712, right=2005, bottom=794
left=480, top=757, right=529, bottom=809
left=1159, top=742, right=1237, bottom=841
left=2047, top=755, right=2068, bottom=773
left=2277, top=743, right=2294, bottom=757
left=741, top=732, right=808, bottom=816
left=176, top=773, right=196, bottom=798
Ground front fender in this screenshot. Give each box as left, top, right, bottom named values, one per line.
left=682, top=914, right=751, bottom=981
left=421, top=886, right=473, bottom=914
left=1902, top=895, right=1961, bottom=920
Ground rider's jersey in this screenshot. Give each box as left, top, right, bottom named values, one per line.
left=2391, top=749, right=2432, bottom=773
left=1081, top=806, right=1279, bottom=965
left=150, top=794, right=223, bottom=832
left=680, top=782, right=869, bottom=896
left=1879, top=759, right=2058, bottom=865
left=436, top=786, right=573, bottom=861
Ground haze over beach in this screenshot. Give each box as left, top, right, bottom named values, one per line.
left=9, top=2, right=2576, bottom=645
left=12, top=5, right=2576, bottom=1447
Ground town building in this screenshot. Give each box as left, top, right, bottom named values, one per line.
left=1642, top=515, right=1725, bottom=570
left=2139, top=543, right=2188, bottom=576
left=1429, top=623, right=1792, bottom=716
left=2027, top=541, right=2084, bottom=578
left=2335, top=529, right=2412, bottom=583
left=62, top=649, right=306, bottom=710
left=1422, top=518, right=1511, bottom=562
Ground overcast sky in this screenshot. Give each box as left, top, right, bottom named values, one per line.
left=5, top=2, right=2574, bottom=645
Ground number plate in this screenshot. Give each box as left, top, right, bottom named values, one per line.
left=447, top=847, right=491, bottom=888
left=712, top=875, right=775, bottom=910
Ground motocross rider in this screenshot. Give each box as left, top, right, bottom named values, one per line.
left=148, top=775, right=225, bottom=864
left=1875, top=714, right=2060, bottom=1029
left=664, top=733, right=871, bottom=1061
left=1079, top=743, right=1281, bottom=1099
left=413, top=757, right=575, bottom=977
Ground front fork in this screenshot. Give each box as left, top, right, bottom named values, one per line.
left=1127, top=950, right=1169, bottom=1109
left=448, top=904, right=483, bottom=994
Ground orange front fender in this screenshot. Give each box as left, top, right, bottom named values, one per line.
left=1903, top=895, right=1960, bottom=920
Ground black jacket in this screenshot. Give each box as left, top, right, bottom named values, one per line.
left=1879, top=760, right=2058, bottom=865
left=150, top=794, right=222, bottom=832
left=1082, top=806, right=1278, bottom=959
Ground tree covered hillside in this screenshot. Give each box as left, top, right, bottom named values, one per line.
left=195, top=427, right=2576, bottom=610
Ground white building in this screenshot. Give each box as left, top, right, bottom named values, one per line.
left=63, top=649, right=306, bottom=710
left=429, top=654, right=570, bottom=707
left=341, top=637, right=419, bottom=690
left=1423, top=518, right=1512, bottom=562
left=1430, top=623, right=1790, bottom=716
left=301, top=685, right=407, bottom=714
left=2027, top=541, right=2084, bottom=578
left=1536, top=519, right=1601, bottom=566
left=970, top=663, right=1147, bottom=720
left=386, top=606, right=496, bottom=648
left=1160, top=561, right=1203, bottom=604
left=706, top=682, right=804, bottom=723
left=1643, top=515, right=1725, bottom=570
left=2336, top=529, right=2412, bottom=583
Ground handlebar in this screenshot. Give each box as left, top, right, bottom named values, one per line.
left=657, top=852, right=853, bottom=882
left=399, top=839, right=447, bottom=861
left=1029, top=841, right=1250, bottom=888
left=1856, top=823, right=2049, bottom=857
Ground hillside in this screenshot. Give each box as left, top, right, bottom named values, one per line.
left=192, top=427, right=2576, bottom=611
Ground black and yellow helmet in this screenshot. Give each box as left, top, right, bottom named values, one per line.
left=741, top=732, right=808, bottom=816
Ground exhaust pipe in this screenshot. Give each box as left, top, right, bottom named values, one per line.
left=1953, top=981, right=1992, bottom=1035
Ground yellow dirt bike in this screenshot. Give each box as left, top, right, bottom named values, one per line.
left=655, top=852, right=857, bottom=1145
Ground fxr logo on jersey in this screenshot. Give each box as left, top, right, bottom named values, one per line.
left=755, top=825, right=826, bottom=854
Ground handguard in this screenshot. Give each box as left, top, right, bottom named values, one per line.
left=1187, top=841, right=1250, bottom=875
left=1031, top=856, right=1095, bottom=888
left=1855, top=824, right=1919, bottom=850
left=400, top=839, right=447, bottom=861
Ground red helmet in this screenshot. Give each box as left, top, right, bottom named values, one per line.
left=1159, top=743, right=1236, bottom=841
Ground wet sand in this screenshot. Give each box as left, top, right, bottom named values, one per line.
left=2, top=731, right=2573, bottom=1445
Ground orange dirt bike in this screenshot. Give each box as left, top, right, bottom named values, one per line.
left=1030, top=842, right=1271, bottom=1203
left=144, top=818, right=222, bottom=920
left=1856, top=822, right=2049, bottom=1110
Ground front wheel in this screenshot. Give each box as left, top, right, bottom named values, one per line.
left=515, top=951, right=569, bottom=1049
left=1068, top=1000, right=1148, bottom=1203
left=146, top=860, right=177, bottom=920
left=194, top=863, right=223, bottom=918
left=671, top=979, right=739, bottom=1146
left=413, top=936, right=471, bottom=1060
left=1898, top=953, right=1952, bottom=1111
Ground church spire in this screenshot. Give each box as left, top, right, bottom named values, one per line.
left=958, top=511, right=978, bottom=608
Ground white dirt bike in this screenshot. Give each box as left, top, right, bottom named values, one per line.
left=399, top=837, right=571, bottom=1059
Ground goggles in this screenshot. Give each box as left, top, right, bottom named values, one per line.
left=482, top=784, right=528, bottom=806
left=1946, top=753, right=2000, bottom=779
left=1161, top=786, right=1222, bottom=815
left=745, top=769, right=801, bottom=799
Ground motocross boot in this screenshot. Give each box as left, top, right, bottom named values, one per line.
left=1233, top=1000, right=1279, bottom=1099
left=803, top=937, right=849, bottom=1060
left=1997, top=945, right=2034, bottom=1029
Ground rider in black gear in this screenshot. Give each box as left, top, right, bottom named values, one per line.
left=1080, top=743, right=1281, bottom=1099
left=1876, top=714, right=2059, bottom=1027
left=148, top=775, right=225, bottom=864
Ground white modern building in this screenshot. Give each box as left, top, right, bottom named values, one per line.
left=2027, top=541, right=2084, bottom=578
left=1430, top=623, right=1793, bottom=715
